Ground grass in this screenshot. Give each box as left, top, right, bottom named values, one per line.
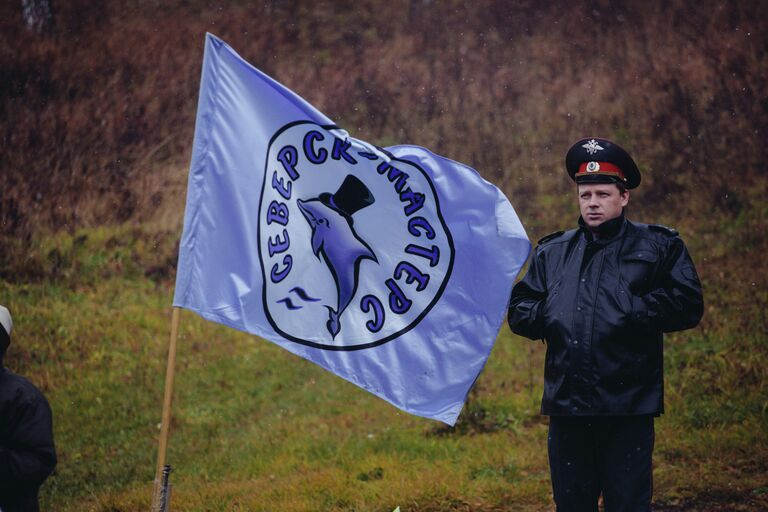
left=0, top=207, right=765, bottom=510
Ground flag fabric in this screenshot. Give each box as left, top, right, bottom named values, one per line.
left=174, top=33, right=530, bottom=425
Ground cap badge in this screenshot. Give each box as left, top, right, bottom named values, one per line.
left=582, top=139, right=604, bottom=155
left=586, top=161, right=600, bottom=172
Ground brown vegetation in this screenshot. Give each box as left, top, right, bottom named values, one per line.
left=1, top=0, right=766, bottom=257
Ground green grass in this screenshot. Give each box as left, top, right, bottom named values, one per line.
left=0, top=214, right=765, bottom=510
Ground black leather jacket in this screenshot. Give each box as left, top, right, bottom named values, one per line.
left=508, top=215, right=703, bottom=416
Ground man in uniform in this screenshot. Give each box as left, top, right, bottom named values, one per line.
left=0, top=305, right=57, bottom=512
left=508, top=138, right=703, bottom=511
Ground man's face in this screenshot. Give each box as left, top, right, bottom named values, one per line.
left=578, top=183, right=629, bottom=229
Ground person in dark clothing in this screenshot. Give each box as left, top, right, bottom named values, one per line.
left=508, top=138, right=703, bottom=512
left=0, top=306, right=57, bottom=512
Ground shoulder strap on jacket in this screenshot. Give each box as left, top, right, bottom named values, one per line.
left=537, top=230, right=565, bottom=245
left=648, top=224, right=679, bottom=237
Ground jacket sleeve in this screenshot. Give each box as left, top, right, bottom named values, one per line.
left=632, top=236, right=704, bottom=332
left=0, top=387, right=57, bottom=494
left=508, top=247, right=548, bottom=340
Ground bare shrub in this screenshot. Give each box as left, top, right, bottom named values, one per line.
left=1, top=0, right=766, bottom=274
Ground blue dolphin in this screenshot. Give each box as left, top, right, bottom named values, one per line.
left=297, top=175, right=376, bottom=339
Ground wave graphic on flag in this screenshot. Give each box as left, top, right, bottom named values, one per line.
left=173, top=33, right=531, bottom=425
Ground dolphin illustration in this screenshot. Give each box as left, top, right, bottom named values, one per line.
left=297, top=175, right=376, bottom=339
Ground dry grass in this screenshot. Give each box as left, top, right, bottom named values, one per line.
left=1, top=0, right=766, bottom=251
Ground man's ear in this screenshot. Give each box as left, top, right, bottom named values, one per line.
left=621, top=189, right=630, bottom=207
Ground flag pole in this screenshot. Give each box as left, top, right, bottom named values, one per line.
left=151, top=306, right=181, bottom=510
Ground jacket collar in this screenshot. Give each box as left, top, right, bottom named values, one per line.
left=578, top=213, right=626, bottom=243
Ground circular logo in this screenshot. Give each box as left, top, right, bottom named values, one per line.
left=586, top=161, right=600, bottom=172
left=258, top=122, right=454, bottom=350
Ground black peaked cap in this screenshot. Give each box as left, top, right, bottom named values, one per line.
left=565, top=137, right=641, bottom=189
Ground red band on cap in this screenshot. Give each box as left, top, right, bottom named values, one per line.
left=576, top=161, right=625, bottom=180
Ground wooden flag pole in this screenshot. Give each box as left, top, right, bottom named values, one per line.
left=151, top=306, right=181, bottom=511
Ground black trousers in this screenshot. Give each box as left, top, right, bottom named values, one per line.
left=547, top=415, right=655, bottom=512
